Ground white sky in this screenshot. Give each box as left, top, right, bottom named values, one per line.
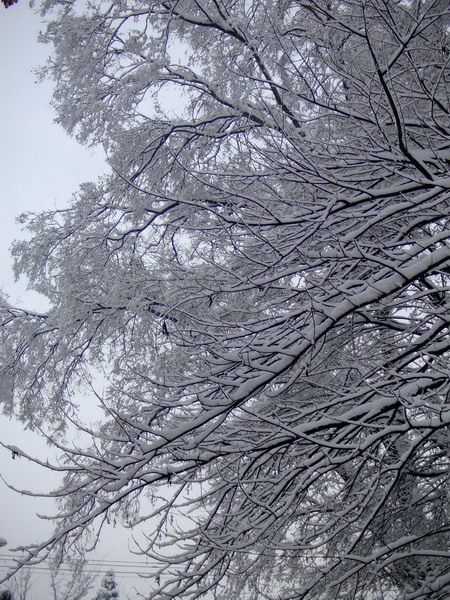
left=0, top=3, right=155, bottom=598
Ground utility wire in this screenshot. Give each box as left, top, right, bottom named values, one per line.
left=0, top=567, right=165, bottom=582
left=0, top=555, right=160, bottom=568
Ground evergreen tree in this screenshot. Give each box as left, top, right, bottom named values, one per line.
left=94, top=571, right=118, bottom=600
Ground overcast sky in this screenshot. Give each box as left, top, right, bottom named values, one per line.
left=0, top=3, right=154, bottom=598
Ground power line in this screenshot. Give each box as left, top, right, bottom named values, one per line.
left=0, top=555, right=160, bottom=569
left=0, top=565, right=160, bottom=579
left=0, top=559, right=178, bottom=581
left=0, top=567, right=162, bottom=581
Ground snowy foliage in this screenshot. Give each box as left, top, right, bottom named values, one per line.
left=94, top=571, right=119, bottom=600
left=1, top=0, right=450, bottom=599
left=49, top=556, right=97, bottom=600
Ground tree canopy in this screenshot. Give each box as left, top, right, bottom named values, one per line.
left=1, top=0, right=450, bottom=599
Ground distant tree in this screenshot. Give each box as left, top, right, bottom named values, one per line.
left=1, top=1, right=450, bottom=600
left=8, top=567, right=31, bottom=600
left=49, top=556, right=97, bottom=600
left=94, top=571, right=119, bottom=600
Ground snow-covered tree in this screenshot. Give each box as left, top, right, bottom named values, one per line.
left=94, top=571, right=119, bottom=600
left=1, top=0, right=450, bottom=599
left=49, top=556, right=97, bottom=600
left=8, top=566, right=31, bottom=600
